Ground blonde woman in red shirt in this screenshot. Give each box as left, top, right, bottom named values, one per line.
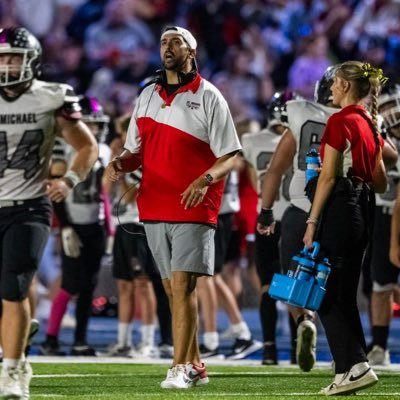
left=303, top=61, right=388, bottom=396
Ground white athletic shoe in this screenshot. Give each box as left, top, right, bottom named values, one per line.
left=20, top=361, right=32, bottom=400
left=100, top=343, right=132, bottom=357
left=367, top=345, right=390, bottom=366
left=136, top=343, right=159, bottom=358
left=321, top=362, right=378, bottom=396
left=319, top=373, right=345, bottom=395
left=0, top=366, right=22, bottom=399
left=296, top=319, right=317, bottom=372
left=160, top=365, right=191, bottom=389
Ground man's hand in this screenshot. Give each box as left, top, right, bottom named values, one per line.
left=257, top=208, right=276, bottom=236
left=46, top=178, right=72, bottom=203
left=105, top=158, right=123, bottom=182
left=181, top=176, right=209, bottom=210
left=61, top=226, right=82, bottom=258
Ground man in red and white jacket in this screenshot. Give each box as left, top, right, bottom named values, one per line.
left=106, top=26, right=241, bottom=389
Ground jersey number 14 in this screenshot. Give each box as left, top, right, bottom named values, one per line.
left=0, top=130, right=43, bottom=179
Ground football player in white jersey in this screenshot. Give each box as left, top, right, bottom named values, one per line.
left=0, top=27, right=97, bottom=398
left=368, top=85, right=400, bottom=365
left=257, top=66, right=340, bottom=372
left=241, top=90, right=297, bottom=365
left=102, top=114, right=173, bottom=359
left=39, top=96, right=110, bottom=357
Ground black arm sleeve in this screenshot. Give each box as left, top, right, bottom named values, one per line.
left=49, top=174, right=72, bottom=227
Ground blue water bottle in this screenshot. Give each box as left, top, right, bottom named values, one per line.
left=315, top=258, right=331, bottom=288
left=305, top=148, right=321, bottom=184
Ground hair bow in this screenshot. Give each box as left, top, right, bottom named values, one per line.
left=362, top=63, right=388, bottom=85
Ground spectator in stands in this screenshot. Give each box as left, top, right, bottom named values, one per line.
left=83, top=0, right=154, bottom=71
left=288, top=33, right=332, bottom=99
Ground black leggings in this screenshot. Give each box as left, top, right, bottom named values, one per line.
left=317, top=184, right=369, bottom=373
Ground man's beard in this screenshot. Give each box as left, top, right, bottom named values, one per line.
left=162, top=56, right=187, bottom=72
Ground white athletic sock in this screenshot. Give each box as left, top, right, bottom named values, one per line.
left=140, top=324, right=156, bottom=346
left=203, top=331, right=219, bottom=350
left=118, top=322, right=133, bottom=348
left=232, top=321, right=251, bottom=341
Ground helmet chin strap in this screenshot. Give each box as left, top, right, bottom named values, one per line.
left=0, top=80, right=32, bottom=101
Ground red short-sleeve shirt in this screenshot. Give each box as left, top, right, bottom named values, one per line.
left=320, top=105, right=383, bottom=183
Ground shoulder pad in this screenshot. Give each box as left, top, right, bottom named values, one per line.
left=55, top=84, right=82, bottom=120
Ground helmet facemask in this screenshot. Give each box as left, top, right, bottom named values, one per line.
left=378, top=89, right=400, bottom=139
left=79, top=96, right=110, bottom=143
left=0, top=47, right=39, bottom=87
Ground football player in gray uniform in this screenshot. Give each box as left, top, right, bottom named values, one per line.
left=40, top=96, right=110, bottom=357
left=242, top=90, right=298, bottom=365
left=368, top=84, right=400, bottom=365
left=257, top=66, right=339, bottom=372
left=0, top=27, right=98, bottom=399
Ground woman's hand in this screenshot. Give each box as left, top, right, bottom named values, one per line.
left=303, top=223, right=317, bottom=249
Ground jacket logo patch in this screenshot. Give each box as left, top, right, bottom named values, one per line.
left=186, top=101, right=200, bottom=110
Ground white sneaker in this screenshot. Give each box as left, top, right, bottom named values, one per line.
left=136, top=344, right=159, bottom=358
left=319, top=373, right=345, bottom=395
left=322, top=362, right=378, bottom=396
left=100, top=343, right=132, bottom=357
left=20, top=361, right=32, bottom=400
left=0, top=366, right=22, bottom=399
left=296, top=319, right=317, bottom=372
left=160, top=365, right=191, bottom=389
left=367, top=345, right=390, bottom=366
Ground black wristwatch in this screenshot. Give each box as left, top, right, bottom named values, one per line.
left=204, top=173, right=214, bottom=186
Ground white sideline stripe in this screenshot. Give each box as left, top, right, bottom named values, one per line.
left=35, top=373, right=131, bottom=378
left=37, top=394, right=400, bottom=398
left=28, top=356, right=400, bottom=372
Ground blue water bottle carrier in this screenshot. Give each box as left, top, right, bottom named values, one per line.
left=268, top=241, right=331, bottom=311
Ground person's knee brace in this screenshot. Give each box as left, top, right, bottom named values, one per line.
left=2, top=270, right=35, bottom=301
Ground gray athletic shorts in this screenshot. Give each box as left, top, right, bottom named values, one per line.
left=143, top=222, right=215, bottom=279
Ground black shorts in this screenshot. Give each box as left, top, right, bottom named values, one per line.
left=0, top=197, right=51, bottom=300
left=371, top=206, right=400, bottom=286
left=280, top=205, right=308, bottom=273
left=255, top=221, right=281, bottom=286
left=113, top=224, right=158, bottom=281
left=214, top=213, right=236, bottom=273
left=61, top=223, right=106, bottom=294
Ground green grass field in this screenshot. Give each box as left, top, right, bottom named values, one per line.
left=29, top=363, right=400, bottom=399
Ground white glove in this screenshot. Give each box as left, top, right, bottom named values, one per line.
left=105, top=235, right=114, bottom=255
left=61, top=226, right=82, bottom=258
